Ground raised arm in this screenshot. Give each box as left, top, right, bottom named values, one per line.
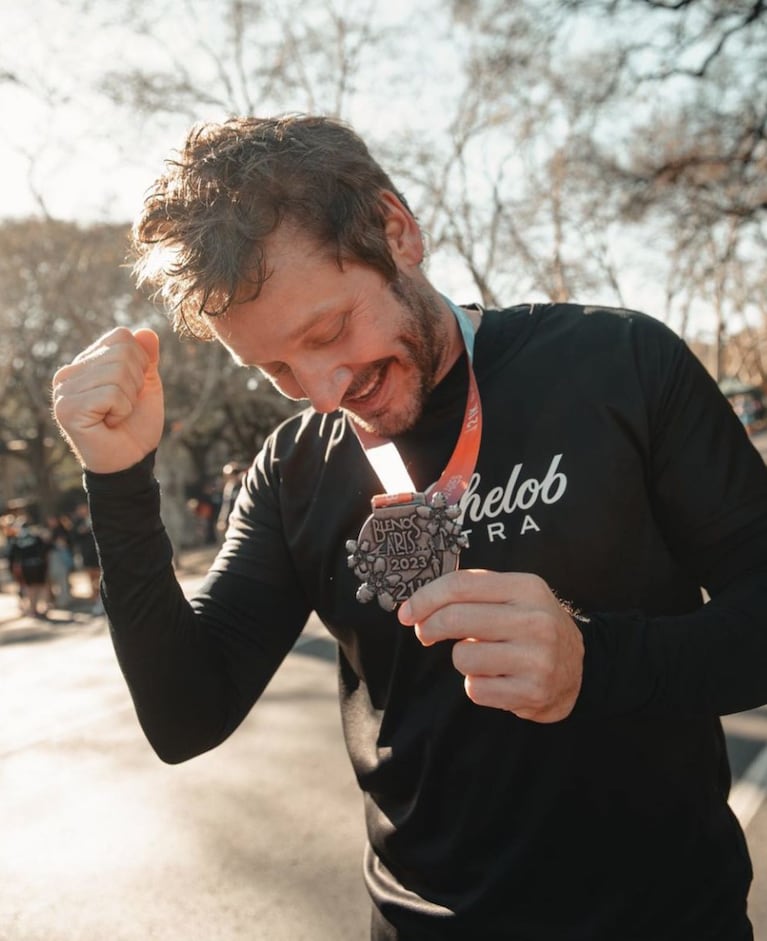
left=52, top=330, right=310, bottom=763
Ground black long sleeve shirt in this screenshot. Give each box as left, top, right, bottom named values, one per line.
left=87, top=305, right=767, bottom=939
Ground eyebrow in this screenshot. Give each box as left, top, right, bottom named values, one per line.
left=284, top=303, right=344, bottom=344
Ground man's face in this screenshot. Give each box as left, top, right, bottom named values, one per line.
left=206, top=226, right=460, bottom=438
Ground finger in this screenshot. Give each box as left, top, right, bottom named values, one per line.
left=463, top=674, right=572, bottom=723
left=463, top=674, right=542, bottom=716
left=52, top=344, right=150, bottom=429
left=412, top=601, right=543, bottom=646
left=54, top=332, right=151, bottom=389
left=70, top=326, right=141, bottom=365
left=54, top=383, right=141, bottom=432
left=451, top=637, right=541, bottom=678
left=398, top=569, right=548, bottom=626
left=133, top=327, right=160, bottom=366
left=103, top=386, right=145, bottom=427
left=53, top=354, right=147, bottom=404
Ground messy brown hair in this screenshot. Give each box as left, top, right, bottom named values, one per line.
left=132, top=114, right=410, bottom=339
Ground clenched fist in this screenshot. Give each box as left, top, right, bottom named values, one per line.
left=52, top=327, right=164, bottom=474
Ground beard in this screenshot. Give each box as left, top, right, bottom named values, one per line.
left=342, top=274, right=450, bottom=438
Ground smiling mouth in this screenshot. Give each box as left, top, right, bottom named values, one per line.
left=344, top=360, right=390, bottom=407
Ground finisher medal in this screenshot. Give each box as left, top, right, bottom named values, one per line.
left=347, top=297, right=483, bottom=611
left=346, top=491, right=469, bottom=612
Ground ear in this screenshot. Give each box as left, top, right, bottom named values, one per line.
left=380, top=191, right=424, bottom=269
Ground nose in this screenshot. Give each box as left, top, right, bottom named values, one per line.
left=294, top=363, right=354, bottom=413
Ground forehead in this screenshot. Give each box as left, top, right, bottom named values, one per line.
left=206, top=228, right=356, bottom=362
left=262, top=223, right=337, bottom=278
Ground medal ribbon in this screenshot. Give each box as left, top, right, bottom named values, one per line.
left=353, top=296, right=482, bottom=506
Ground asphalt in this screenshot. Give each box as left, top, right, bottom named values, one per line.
left=0, top=565, right=368, bottom=941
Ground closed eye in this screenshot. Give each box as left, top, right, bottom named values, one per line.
left=310, top=312, right=349, bottom=347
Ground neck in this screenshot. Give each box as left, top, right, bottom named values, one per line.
left=434, top=296, right=481, bottom=384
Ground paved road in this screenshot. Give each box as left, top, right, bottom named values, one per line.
left=2, top=544, right=767, bottom=939
left=0, top=570, right=369, bottom=941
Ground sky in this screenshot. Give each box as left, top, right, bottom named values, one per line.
left=0, top=0, right=436, bottom=222
left=0, top=0, right=746, bottom=341
left=1, top=2, right=197, bottom=221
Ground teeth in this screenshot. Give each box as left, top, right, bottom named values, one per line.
left=357, top=375, right=379, bottom=398
left=351, top=367, right=383, bottom=401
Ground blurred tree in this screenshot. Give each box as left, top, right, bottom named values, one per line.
left=716, top=229, right=767, bottom=386
left=554, top=0, right=767, bottom=361
left=559, top=0, right=767, bottom=224
left=141, top=314, right=299, bottom=546
left=153, top=327, right=298, bottom=548
left=0, top=218, right=141, bottom=517
left=97, top=0, right=388, bottom=120
left=0, top=217, right=297, bottom=526
left=387, top=0, right=631, bottom=307
left=421, top=0, right=767, bottom=380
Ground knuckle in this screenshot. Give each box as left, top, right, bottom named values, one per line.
left=51, top=365, right=69, bottom=385
left=530, top=608, right=558, bottom=643
left=106, top=326, right=134, bottom=344
left=517, top=570, right=541, bottom=590
left=441, top=605, right=466, bottom=634
left=449, top=568, right=475, bottom=598
left=451, top=638, right=474, bottom=674
left=531, top=643, right=557, bottom=684
left=530, top=682, right=550, bottom=709
left=52, top=392, right=74, bottom=423
left=523, top=572, right=551, bottom=601
left=414, top=622, right=432, bottom=645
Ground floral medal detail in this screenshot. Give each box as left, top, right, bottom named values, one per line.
left=346, top=491, right=469, bottom=612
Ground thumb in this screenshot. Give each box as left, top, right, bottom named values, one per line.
left=133, top=327, right=160, bottom=367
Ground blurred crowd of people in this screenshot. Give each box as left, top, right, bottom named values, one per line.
left=1, top=503, right=102, bottom=619
left=1, top=461, right=246, bottom=621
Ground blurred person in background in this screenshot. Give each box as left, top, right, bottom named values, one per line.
left=216, top=461, right=244, bottom=539
left=70, top=502, right=103, bottom=615
left=7, top=515, right=49, bottom=618
left=45, top=513, right=75, bottom=608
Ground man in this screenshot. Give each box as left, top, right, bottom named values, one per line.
left=70, top=501, right=103, bottom=613
left=7, top=516, right=49, bottom=618
left=52, top=115, right=767, bottom=939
